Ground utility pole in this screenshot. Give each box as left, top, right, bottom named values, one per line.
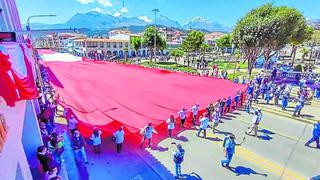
left=152, top=8, right=159, bottom=61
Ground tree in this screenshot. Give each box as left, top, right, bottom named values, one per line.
left=142, top=26, right=167, bottom=61
left=233, top=3, right=312, bottom=77
left=170, top=48, right=184, bottom=63
left=200, top=43, right=211, bottom=66
left=122, top=47, right=129, bottom=61
left=130, top=36, right=142, bottom=56
left=180, top=30, right=205, bottom=67
left=215, top=34, right=232, bottom=54
left=289, top=24, right=313, bottom=65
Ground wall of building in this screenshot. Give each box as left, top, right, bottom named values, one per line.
left=0, top=100, right=32, bottom=180
left=0, top=0, right=22, bottom=32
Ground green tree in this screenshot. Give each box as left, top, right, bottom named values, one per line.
left=142, top=26, right=167, bottom=61
left=200, top=43, right=211, bottom=65
left=215, top=34, right=232, bottom=54
left=289, top=24, right=313, bottom=65
left=170, top=48, right=184, bottom=63
left=180, top=30, right=205, bottom=67
left=130, top=36, right=142, bottom=56
left=233, top=3, right=311, bottom=77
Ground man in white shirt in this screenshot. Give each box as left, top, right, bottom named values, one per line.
left=140, top=121, right=158, bottom=148
left=197, top=113, right=209, bottom=138
left=246, top=108, right=262, bottom=137
left=178, top=108, right=187, bottom=128
left=212, top=109, right=220, bottom=133
left=191, top=103, right=200, bottom=126
left=166, top=115, right=175, bottom=138
left=113, top=126, right=124, bottom=153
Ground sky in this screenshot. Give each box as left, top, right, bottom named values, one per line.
left=16, top=0, right=320, bottom=26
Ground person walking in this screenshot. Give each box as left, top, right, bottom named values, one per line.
left=178, top=108, right=187, bottom=128
left=191, top=103, right=200, bottom=126
left=234, top=92, right=241, bottom=109
left=90, top=127, right=102, bottom=154
left=197, top=113, right=209, bottom=138
left=172, top=143, right=185, bottom=179
left=48, top=132, right=64, bottom=167
left=221, top=134, right=236, bottom=168
left=140, top=121, right=157, bottom=148
left=212, top=109, right=220, bottom=133
left=282, top=92, right=289, bottom=110
left=225, top=96, right=232, bottom=113
left=68, top=115, right=78, bottom=134
left=71, top=130, right=89, bottom=164
left=166, top=115, right=175, bottom=138
left=113, top=126, right=124, bottom=153
left=293, top=96, right=305, bottom=117
left=37, top=145, right=55, bottom=173
left=305, top=121, right=320, bottom=149
left=246, top=108, right=262, bottom=137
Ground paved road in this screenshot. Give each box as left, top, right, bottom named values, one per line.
left=147, top=109, right=319, bottom=180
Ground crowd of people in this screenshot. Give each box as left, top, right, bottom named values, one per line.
left=34, top=63, right=320, bottom=180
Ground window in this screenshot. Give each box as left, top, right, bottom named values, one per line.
left=106, top=42, right=111, bottom=48
left=113, top=42, right=117, bottom=48
left=100, top=42, right=104, bottom=48
left=119, top=42, right=123, bottom=48
left=124, top=43, right=128, bottom=48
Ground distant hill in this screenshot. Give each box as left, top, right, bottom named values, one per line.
left=26, top=11, right=230, bottom=33
left=183, top=16, right=231, bottom=33
left=308, top=19, right=320, bottom=30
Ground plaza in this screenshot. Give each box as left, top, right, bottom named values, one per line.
left=1, top=0, right=320, bottom=180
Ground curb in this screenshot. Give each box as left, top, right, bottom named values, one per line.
left=252, top=104, right=316, bottom=125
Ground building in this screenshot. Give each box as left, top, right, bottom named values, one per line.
left=34, top=32, right=86, bottom=53
left=204, top=32, right=225, bottom=46
left=1, top=1, right=43, bottom=179
left=73, top=38, right=133, bottom=60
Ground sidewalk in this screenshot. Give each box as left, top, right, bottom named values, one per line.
left=54, top=106, right=174, bottom=180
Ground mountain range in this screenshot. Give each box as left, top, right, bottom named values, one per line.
left=27, top=11, right=231, bottom=33
left=308, top=19, right=320, bottom=30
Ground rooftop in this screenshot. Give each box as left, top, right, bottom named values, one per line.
left=73, top=38, right=129, bottom=43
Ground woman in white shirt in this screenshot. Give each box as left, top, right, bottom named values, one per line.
left=166, top=115, right=175, bottom=138
left=90, top=127, right=102, bottom=154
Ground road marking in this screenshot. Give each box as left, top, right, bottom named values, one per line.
left=205, top=132, right=307, bottom=180
left=237, top=118, right=301, bottom=142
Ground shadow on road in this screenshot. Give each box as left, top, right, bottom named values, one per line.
left=258, top=129, right=275, bottom=135
left=228, top=166, right=268, bottom=177
left=181, top=172, right=203, bottom=180
left=257, top=134, right=273, bottom=141
left=173, top=135, right=189, bottom=142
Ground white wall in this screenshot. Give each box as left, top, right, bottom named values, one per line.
left=0, top=99, right=33, bottom=180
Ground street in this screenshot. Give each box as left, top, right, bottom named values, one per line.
left=146, top=109, right=319, bottom=180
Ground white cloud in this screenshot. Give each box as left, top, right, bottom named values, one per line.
left=76, top=0, right=95, bottom=4
left=97, top=0, right=112, bottom=7
left=119, top=7, right=128, bottom=13
left=138, top=16, right=152, bottom=23
left=92, top=7, right=105, bottom=13
left=113, top=12, right=121, bottom=17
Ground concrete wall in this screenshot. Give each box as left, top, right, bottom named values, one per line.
left=0, top=100, right=32, bottom=180
left=0, top=0, right=22, bottom=32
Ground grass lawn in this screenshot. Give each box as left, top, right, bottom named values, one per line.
left=139, top=61, right=198, bottom=74
left=208, top=59, right=248, bottom=70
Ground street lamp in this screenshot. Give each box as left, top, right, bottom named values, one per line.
left=152, top=8, right=159, bottom=61
left=26, top=14, right=57, bottom=31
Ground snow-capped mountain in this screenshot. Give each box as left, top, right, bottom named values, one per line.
left=27, top=12, right=229, bottom=32
left=154, top=15, right=183, bottom=29
left=308, top=19, right=320, bottom=30
left=184, top=16, right=230, bottom=32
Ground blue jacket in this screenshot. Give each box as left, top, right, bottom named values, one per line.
left=313, top=123, right=320, bottom=137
